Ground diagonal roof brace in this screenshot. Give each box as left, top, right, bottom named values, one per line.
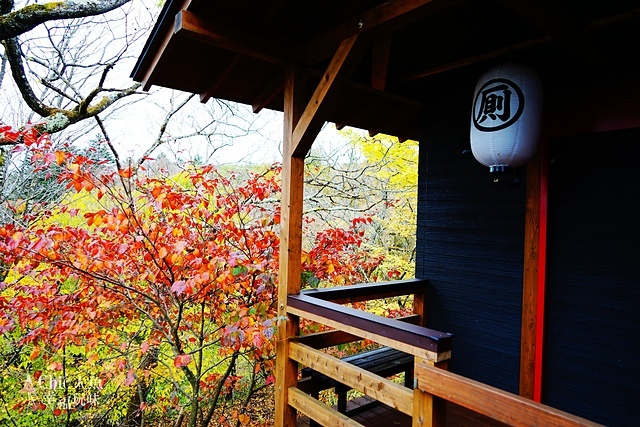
left=291, top=34, right=370, bottom=158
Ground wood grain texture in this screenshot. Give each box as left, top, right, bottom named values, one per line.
left=291, top=342, right=414, bottom=415
left=288, top=387, right=364, bottom=427
left=275, top=65, right=306, bottom=427
left=415, top=362, right=603, bottom=427
left=519, top=147, right=542, bottom=399
left=298, top=314, right=421, bottom=349
left=288, top=294, right=452, bottom=357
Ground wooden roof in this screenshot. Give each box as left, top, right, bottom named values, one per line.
left=131, top=0, right=640, bottom=142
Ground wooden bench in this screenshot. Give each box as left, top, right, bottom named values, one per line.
left=300, top=346, right=413, bottom=420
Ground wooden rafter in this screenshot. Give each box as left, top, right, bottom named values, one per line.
left=199, top=54, right=244, bottom=103
left=496, top=0, right=604, bottom=62
left=296, top=0, right=460, bottom=65
left=200, top=0, right=290, bottom=105
left=174, top=10, right=292, bottom=66
left=400, top=36, right=551, bottom=82
left=372, top=33, right=393, bottom=91
left=251, top=74, right=285, bottom=114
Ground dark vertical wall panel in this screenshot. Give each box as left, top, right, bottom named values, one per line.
left=543, top=129, right=640, bottom=427
left=416, top=119, right=526, bottom=394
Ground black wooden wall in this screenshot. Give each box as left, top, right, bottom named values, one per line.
left=543, top=128, right=640, bottom=427
left=416, top=119, right=640, bottom=425
left=415, top=118, right=526, bottom=394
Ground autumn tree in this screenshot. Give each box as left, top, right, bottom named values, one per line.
left=0, top=131, right=382, bottom=427
left=305, top=127, right=418, bottom=281
left=0, top=0, right=277, bottom=243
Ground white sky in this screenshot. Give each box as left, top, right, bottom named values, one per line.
left=0, top=0, right=355, bottom=167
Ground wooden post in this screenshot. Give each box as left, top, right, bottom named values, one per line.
left=413, top=358, right=447, bottom=427
left=520, top=136, right=548, bottom=402
left=411, top=289, right=427, bottom=388
left=275, top=37, right=367, bottom=426
left=275, top=65, right=306, bottom=427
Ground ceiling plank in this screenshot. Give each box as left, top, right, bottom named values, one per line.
left=291, top=34, right=369, bottom=158
left=174, top=10, right=292, bottom=66
left=197, top=0, right=286, bottom=105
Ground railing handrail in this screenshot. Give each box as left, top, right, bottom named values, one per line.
left=301, top=278, right=429, bottom=304
left=288, top=293, right=452, bottom=357
left=415, top=361, right=604, bottom=427
left=298, top=313, right=421, bottom=349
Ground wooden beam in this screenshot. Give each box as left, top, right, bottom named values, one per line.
left=372, top=34, right=393, bottom=91
left=288, top=387, right=364, bottom=427
left=252, top=73, right=284, bottom=113
left=199, top=54, right=244, bottom=103
left=305, top=66, right=423, bottom=141
left=496, top=0, right=603, bottom=62
left=291, top=34, right=368, bottom=158
left=546, top=97, right=640, bottom=138
left=415, top=362, right=604, bottom=427
left=296, top=0, right=460, bottom=65
left=402, top=8, right=640, bottom=83
left=275, top=65, right=307, bottom=427
left=290, top=342, right=414, bottom=416
left=401, top=36, right=550, bottom=82
left=174, top=10, right=291, bottom=66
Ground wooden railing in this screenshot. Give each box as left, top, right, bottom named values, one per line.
left=286, top=279, right=452, bottom=426
left=285, top=278, right=603, bottom=427
left=414, top=362, right=603, bottom=427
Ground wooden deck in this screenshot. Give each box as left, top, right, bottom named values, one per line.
left=296, top=396, right=509, bottom=427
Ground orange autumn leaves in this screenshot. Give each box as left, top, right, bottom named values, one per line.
left=0, top=130, right=383, bottom=424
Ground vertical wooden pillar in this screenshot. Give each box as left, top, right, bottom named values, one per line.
left=275, top=36, right=362, bottom=427
left=411, top=290, right=428, bottom=388
left=520, top=137, right=548, bottom=401
left=413, top=358, right=447, bottom=427
left=275, top=65, right=306, bottom=427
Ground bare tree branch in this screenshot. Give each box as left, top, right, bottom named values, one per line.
left=0, top=0, right=132, bottom=41
left=137, top=93, right=195, bottom=168
left=1, top=36, right=141, bottom=145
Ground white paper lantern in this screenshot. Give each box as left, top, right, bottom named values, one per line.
left=470, top=63, right=543, bottom=173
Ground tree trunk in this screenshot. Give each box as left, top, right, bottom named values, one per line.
left=123, top=346, right=159, bottom=427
